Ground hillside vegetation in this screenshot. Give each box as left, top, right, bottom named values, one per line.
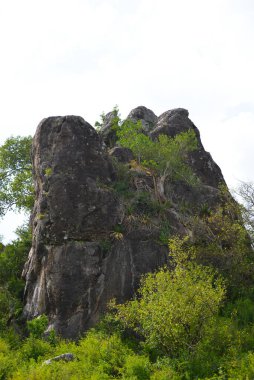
left=1, top=110, right=254, bottom=379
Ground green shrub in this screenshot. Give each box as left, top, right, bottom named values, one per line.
left=19, top=337, right=53, bottom=361
left=27, top=315, right=49, bottom=339
left=186, top=316, right=237, bottom=378
left=122, top=354, right=151, bottom=379
left=225, top=352, right=254, bottom=379
left=113, top=263, right=225, bottom=356
left=224, top=298, right=254, bottom=327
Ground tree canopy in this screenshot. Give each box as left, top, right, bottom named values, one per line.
left=235, top=181, right=254, bottom=243
left=114, top=117, right=198, bottom=201
left=0, top=136, right=34, bottom=217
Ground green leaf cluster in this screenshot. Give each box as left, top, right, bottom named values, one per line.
left=0, top=226, right=31, bottom=330
left=115, top=117, right=198, bottom=185
left=0, top=136, right=34, bottom=216
left=113, top=241, right=225, bottom=357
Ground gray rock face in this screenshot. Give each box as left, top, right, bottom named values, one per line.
left=109, top=147, right=134, bottom=163
left=99, top=111, right=118, bottom=147
left=23, top=114, right=169, bottom=338
left=127, top=106, right=158, bottom=133
left=150, top=108, right=202, bottom=145
left=23, top=108, right=228, bottom=338
left=150, top=108, right=224, bottom=188
left=43, top=353, right=74, bottom=365
left=31, top=116, right=121, bottom=243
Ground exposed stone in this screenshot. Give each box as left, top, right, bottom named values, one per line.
left=23, top=108, right=231, bottom=339
left=127, top=106, right=158, bottom=133
left=188, top=150, right=225, bottom=188
left=109, top=147, right=134, bottom=163
left=30, top=116, right=121, bottom=244
left=22, top=114, right=168, bottom=338
left=43, top=353, right=74, bottom=365
left=151, top=108, right=225, bottom=188
left=150, top=108, right=202, bottom=146
left=99, top=111, right=118, bottom=147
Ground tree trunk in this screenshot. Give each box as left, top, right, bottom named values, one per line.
left=154, top=175, right=167, bottom=202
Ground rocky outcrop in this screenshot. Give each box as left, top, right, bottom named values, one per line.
left=127, top=106, right=158, bottom=133
left=150, top=108, right=200, bottom=142
left=99, top=111, right=118, bottom=147
left=23, top=108, right=228, bottom=338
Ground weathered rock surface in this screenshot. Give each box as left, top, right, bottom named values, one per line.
left=99, top=111, right=118, bottom=147
left=43, top=353, right=74, bottom=365
left=109, top=147, right=134, bottom=163
left=23, top=108, right=228, bottom=338
left=127, top=105, right=158, bottom=133
left=150, top=108, right=199, bottom=140
left=150, top=108, right=224, bottom=188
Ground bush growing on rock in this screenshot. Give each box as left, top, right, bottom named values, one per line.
left=112, top=237, right=225, bottom=357
left=113, top=113, right=198, bottom=201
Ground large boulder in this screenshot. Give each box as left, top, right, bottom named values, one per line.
left=151, top=108, right=225, bottom=188
left=127, top=105, right=158, bottom=133
left=22, top=115, right=168, bottom=338
left=150, top=108, right=202, bottom=144
left=23, top=108, right=229, bottom=338
left=99, top=111, right=118, bottom=147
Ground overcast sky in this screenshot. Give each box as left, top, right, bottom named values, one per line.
left=1, top=0, right=254, bottom=242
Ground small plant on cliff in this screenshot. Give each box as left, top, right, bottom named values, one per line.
left=44, top=167, right=52, bottom=177
left=113, top=115, right=198, bottom=202
left=27, top=315, right=49, bottom=339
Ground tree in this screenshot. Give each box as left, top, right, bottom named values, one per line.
left=189, top=195, right=254, bottom=299
left=0, top=136, right=34, bottom=217
left=112, top=237, right=225, bottom=357
left=0, top=224, right=32, bottom=330
left=234, top=181, right=254, bottom=242
left=114, top=118, right=198, bottom=201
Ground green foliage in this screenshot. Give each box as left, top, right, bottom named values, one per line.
left=1, top=128, right=254, bottom=379
left=0, top=338, right=19, bottom=380
left=27, top=315, right=49, bottom=339
left=4, top=330, right=154, bottom=380
left=123, top=355, right=151, bottom=379
left=235, top=181, right=254, bottom=243
left=191, top=204, right=254, bottom=299
left=44, top=167, right=52, bottom=177
left=19, top=337, right=53, bottom=361
left=112, top=249, right=225, bottom=357
left=158, top=221, right=172, bottom=245
left=115, top=117, right=198, bottom=185
left=1, top=301, right=254, bottom=379
left=0, top=288, right=21, bottom=331
left=111, top=114, right=199, bottom=203
left=95, top=106, right=119, bottom=132
left=224, top=352, right=254, bottom=379
left=111, top=159, right=134, bottom=198
left=0, top=136, right=34, bottom=216
left=186, top=316, right=237, bottom=378
left=0, top=226, right=31, bottom=294
left=0, top=225, right=31, bottom=332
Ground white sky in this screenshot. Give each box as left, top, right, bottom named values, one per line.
left=1, top=0, right=254, bottom=243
